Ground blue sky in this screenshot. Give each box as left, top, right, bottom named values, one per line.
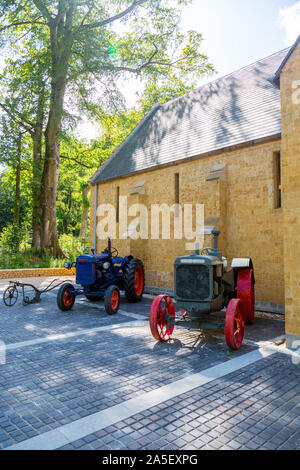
left=80, top=0, right=300, bottom=138
left=117, top=0, right=300, bottom=108
left=180, top=0, right=299, bottom=83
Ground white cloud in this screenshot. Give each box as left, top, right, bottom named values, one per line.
left=279, top=1, right=300, bottom=46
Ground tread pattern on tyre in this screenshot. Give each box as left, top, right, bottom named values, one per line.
left=123, top=258, right=145, bottom=302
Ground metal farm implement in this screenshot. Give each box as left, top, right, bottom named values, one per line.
left=3, top=279, right=73, bottom=307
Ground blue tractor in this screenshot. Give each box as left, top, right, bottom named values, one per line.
left=57, top=239, right=145, bottom=315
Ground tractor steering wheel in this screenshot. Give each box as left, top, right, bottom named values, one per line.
left=111, top=247, right=118, bottom=257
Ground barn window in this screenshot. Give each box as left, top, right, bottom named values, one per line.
left=116, top=186, right=120, bottom=222
left=274, top=152, right=281, bottom=209
left=175, top=173, right=180, bottom=203
left=175, top=173, right=180, bottom=217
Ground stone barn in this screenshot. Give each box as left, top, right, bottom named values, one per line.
left=90, top=36, right=300, bottom=347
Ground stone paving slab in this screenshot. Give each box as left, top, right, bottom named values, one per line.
left=0, top=278, right=151, bottom=343
left=0, top=320, right=260, bottom=449
left=61, top=353, right=299, bottom=451
left=0, top=277, right=295, bottom=451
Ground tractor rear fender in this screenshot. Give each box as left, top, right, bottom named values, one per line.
left=231, top=258, right=254, bottom=269
left=231, top=258, right=255, bottom=283
left=121, top=255, right=133, bottom=270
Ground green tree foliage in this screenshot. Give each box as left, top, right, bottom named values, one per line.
left=0, top=0, right=214, bottom=257
left=0, top=0, right=215, bottom=263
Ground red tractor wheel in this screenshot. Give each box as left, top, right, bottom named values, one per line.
left=225, top=298, right=245, bottom=350
left=149, top=295, right=175, bottom=342
left=237, top=269, right=255, bottom=324
left=105, top=285, right=120, bottom=315
left=57, top=283, right=75, bottom=311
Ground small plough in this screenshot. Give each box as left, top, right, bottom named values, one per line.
left=3, top=279, right=74, bottom=307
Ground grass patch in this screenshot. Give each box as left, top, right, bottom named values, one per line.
left=0, top=234, right=89, bottom=269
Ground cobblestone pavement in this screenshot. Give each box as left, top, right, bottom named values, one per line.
left=0, top=278, right=298, bottom=450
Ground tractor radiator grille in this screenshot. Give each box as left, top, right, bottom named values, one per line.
left=176, top=264, right=210, bottom=300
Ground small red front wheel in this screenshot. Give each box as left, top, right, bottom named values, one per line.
left=105, top=285, right=120, bottom=315
left=57, top=283, right=75, bottom=311
left=149, top=295, right=175, bottom=342
left=225, top=298, right=245, bottom=350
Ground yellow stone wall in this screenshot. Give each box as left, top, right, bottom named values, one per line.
left=90, top=138, right=284, bottom=306
left=280, top=41, right=300, bottom=341
left=0, top=267, right=76, bottom=279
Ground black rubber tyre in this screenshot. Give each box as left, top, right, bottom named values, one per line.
left=105, top=285, right=120, bottom=315
left=57, top=283, right=75, bottom=311
left=85, top=295, right=103, bottom=301
left=123, top=258, right=145, bottom=302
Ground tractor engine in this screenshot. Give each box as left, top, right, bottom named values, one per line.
left=76, top=253, right=110, bottom=287
left=174, top=252, right=225, bottom=316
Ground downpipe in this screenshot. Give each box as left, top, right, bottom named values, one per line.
left=93, top=183, right=98, bottom=251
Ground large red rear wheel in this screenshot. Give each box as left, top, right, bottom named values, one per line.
left=149, top=295, right=175, bottom=342
left=124, top=259, right=145, bottom=302
left=225, top=298, right=245, bottom=350
left=237, top=269, right=255, bottom=324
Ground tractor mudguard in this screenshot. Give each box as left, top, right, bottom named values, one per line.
left=231, top=258, right=254, bottom=270
left=231, top=258, right=255, bottom=281
left=121, top=255, right=133, bottom=270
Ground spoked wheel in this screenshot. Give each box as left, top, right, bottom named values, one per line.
left=237, top=269, right=255, bottom=324
left=57, top=283, right=75, bottom=311
left=149, top=295, right=175, bottom=342
left=225, top=298, right=245, bottom=350
left=105, top=285, right=120, bottom=315
left=124, top=259, right=145, bottom=302
left=3, top=286, right=18, bottom=307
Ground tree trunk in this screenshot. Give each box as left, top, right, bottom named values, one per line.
left=40, top=7, right=74, bottom=258
left=13, top=133, right=22, bottom=227
left=40, top=85, right=65, bottom=258
left=80, top=186, right=90, bottom=239
left=31, top=86, right=45, bottom=250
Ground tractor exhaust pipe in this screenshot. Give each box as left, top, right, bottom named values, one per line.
left=211, top=229, right=221, bottom=257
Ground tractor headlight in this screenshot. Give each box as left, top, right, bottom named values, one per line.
left=64, top=262, right=72, bottom=269
left=103, top=262, right=110, bottom=270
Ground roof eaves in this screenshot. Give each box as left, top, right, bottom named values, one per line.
left=90, top=103, right=161, bottom=184
left=94, top=132, right=282, bottom=184
left=272, top=35, right=300, bottom=87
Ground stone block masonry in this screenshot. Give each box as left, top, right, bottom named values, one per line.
left=0, top=267, right=76, bottom=280
left=280, top=39, right=300, bottom=345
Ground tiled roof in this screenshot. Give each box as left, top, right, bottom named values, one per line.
left=273, top=35, right=300, bottom=87
left=92, top=48, right=289, bottom=183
